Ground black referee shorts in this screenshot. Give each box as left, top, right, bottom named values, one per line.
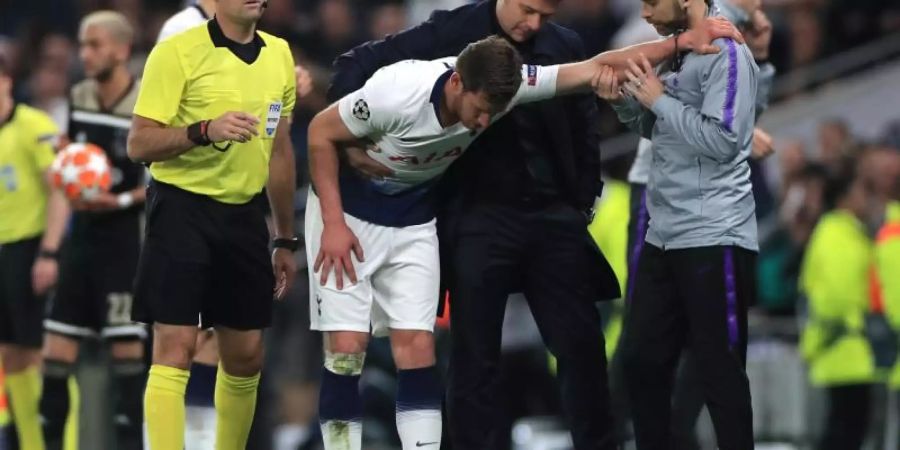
left=132, top=180, right=275, bottom=330
left=0, top=236, right=47, bottom=348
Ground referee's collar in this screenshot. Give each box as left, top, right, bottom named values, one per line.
left=208, top=17, right=266, bottom=64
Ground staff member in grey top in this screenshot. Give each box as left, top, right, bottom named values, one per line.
left=667, top=1, right=775, bottom=448
left=594, top=0, right=759, bottom=447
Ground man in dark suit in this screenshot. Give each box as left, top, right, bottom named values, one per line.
left=328, top=1, right=731, bottom=448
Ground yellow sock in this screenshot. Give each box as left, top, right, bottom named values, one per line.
left=7, top=366, right=44, bottom=450
left=214, top=366, right=260, bottom=450
left=145, top=364, right=189, bottom=450
left=63, top=376, right=80, bottom=450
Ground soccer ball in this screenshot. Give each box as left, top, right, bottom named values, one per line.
left=50, top=143, right=112, bottom=201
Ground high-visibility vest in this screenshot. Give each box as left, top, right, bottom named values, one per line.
left=874, top=201, right=900, bottom=388
left=800, top=209, right=877, bottom=386
left=0, top=363, right=9, bottom=427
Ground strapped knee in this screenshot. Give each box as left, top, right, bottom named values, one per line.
left=324, top=351, right=366, bottom=376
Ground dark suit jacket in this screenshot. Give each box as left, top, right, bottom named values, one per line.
left=327, top=0, right=620, bottom=301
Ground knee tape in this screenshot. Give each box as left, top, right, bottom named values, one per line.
left=324, top=351, right=366, bottom=376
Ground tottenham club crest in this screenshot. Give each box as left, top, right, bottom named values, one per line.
left=352, top=99, right=370, bottom=121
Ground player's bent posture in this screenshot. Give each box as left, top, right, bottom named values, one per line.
left=306, top=27, right=735, bottom=449
left=40, top=11, right=147, bottom=450
left=0, top=57, right=68, bottom=450
left=127, top=0, right=298, bottom=448
left=594, top=0, right=759, bottom=448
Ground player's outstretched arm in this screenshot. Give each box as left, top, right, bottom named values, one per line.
left=551, top=17, right=744, bottom=96
left=308, top=104, right=365, bottom=290
left=592, top=17, right=743, bottom=77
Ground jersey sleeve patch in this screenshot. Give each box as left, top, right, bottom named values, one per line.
left=351, top=99, right=370, bottom=121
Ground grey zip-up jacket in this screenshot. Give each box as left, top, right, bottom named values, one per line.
left=612, top=37, right=759, bottom=251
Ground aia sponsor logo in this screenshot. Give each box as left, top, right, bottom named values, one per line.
left=388, top=147, right=462, bottom=165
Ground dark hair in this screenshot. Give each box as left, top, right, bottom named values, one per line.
left=0, top=56, right=7, bottom=77
left=455, top=35, right=523, bottom=110
left=823, top=168, right=858, bottom=211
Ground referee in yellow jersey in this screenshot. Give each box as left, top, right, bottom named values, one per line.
left=126, top=0, right=297, bottom=448
left=0, top=57, right=69, bottom=450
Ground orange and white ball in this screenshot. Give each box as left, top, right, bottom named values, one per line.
left=50, top=143, right=112, bottom=201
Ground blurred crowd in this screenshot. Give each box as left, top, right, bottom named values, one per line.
left=2, top=0, right=900, bottom=144
left=752, top=119, right=900, bottom=316
left=1, top=0, right=900, bottom=449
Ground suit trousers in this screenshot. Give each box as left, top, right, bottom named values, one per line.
left=445, top=201, right=615, bottom=450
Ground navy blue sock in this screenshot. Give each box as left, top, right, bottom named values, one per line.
left=318, top=367, right=361, bottom=422
left=396, top=366, right=443, bottom=447
left=396, top=366, right=442, bottom=412
left=318, top=367, right=362, bottom=449
left=185, top=363, right=216, bottom=407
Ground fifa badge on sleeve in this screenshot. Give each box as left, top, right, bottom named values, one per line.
left=266, top=101, right=282, bottom=137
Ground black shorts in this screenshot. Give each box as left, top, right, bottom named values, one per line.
left=132, top=180, right=275, bottom=330
left=0, top=236, right=47, bottom=348
left=47, top=222, right=144, bottom=340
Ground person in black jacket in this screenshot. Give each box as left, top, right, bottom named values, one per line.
left=328, top=1, right=736, bottom=448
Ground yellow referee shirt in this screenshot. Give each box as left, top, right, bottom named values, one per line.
left=0, top=104, right=59, bottom=244
left=134, top=19, right=296, bottom=204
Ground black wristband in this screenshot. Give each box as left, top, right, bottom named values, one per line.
left=273, top=237, right=300, bottom=252
left=211, top=141, right=232, bottom=152
left=38, top=249, right=59, bottom=260
left=188, top=120, right=211, bottom=146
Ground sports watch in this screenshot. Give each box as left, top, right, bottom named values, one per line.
left=273, top=237, right=300, bottom=252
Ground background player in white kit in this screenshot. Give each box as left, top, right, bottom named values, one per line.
left=306, top=27, right=739, bottom=450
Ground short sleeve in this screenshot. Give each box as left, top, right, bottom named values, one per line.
left=336, top=68, right=403, bottom=139
left=29, top=113, right=60, bottom=172
left=280, top=40, right=297, bottom=117
left=133, top=40, right=186, bottom=124
left=156, top=17, right=180, bottom=43
left=509, top=64, right=558, bottom=107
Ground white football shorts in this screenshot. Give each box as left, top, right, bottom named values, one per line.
left=305, top=190, right=440, bottom=337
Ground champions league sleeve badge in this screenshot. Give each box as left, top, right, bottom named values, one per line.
left=527, top=65, right=538, bottom=86
left=352, top=99, right=370, bottom=121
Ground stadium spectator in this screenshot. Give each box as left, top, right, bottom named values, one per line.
left=800, top=164, right=878, bottom=450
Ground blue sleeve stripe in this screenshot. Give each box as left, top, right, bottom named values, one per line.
left=722, top=39, right=738, bottom=132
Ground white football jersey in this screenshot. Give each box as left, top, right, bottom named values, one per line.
left=336, top=57, right=558, bottom=195
left=157, top=4, right=208, bottom=43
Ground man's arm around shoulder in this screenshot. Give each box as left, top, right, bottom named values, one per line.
left=328, top=4, right=479, bottom=101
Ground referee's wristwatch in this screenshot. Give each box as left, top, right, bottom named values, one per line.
left=38, top=248, right=60, bottom=260
left=273, top=237, right=300, bottom=252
